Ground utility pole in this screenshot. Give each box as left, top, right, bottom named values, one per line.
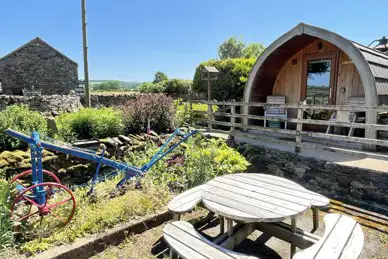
left=81, top=0, right=91, bottom=107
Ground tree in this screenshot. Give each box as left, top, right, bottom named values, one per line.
left=243, top=43, right=265, bottom=58
left=193, top=58, right=256, bottom=101
left=93, top=80, right=121, bottom=91
left=153, top=71, right=168, bottom=84
left=218, top=37, right=246, bottom=60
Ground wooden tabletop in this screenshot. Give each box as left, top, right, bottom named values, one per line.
left=201, top=173, right=329, bottom=223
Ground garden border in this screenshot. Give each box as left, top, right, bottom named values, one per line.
left=32, top=209, right=172, bottom=259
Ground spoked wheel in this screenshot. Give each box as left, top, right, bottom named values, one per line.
left=11, top=182, right=76, bottom=226
left=10, top=169, right=61, bottom=188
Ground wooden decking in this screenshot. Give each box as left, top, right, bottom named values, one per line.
left=203, top=131, right=388, bottom=173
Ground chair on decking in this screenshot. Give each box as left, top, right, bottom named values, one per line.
left=264, top=96, right=288, bottom=129
left=326, top=97, right=365, bottom=136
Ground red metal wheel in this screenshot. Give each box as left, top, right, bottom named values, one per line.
left=11, top=182, right=76, bottom=226
left=10, top=169, right=61, bottom=189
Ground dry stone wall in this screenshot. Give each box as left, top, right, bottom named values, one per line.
left=0, top=94, right=82, bottom=116
left=88, top=93, right=142, bottom=108
left=236, top=143, right=388, bottom=215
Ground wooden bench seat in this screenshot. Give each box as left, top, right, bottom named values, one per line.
left=168, top=185, right=203, bottom=220
left=163, top=221, right=259, bottom=259
left=293, top=213, right=364, bottom=259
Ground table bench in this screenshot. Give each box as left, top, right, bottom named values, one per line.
left=163, top=221, right=259, bottom=259
left=168, top=185, right=203, bottom=221
left=293, top=213, right=364, bottom=259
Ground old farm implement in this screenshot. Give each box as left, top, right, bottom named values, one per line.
left=5, top=128, right=197, bottom=226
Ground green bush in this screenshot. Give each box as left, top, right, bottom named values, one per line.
left=0, top=179, right=13, bottom=251
left=164, top=79, right=192, bottom=94
left=122, top=94, right=175, bottom=134
left=193, top=58, right=256, bottom=101
left=20, top=177, right=170, bottom=254
left=139, top=79, right=192, bottom=95
left=56, top=108, right=124, bottom=141
left=173, top=99, right=217, bottom=127
left=138, top=82, right=166, bottom=93
left=126, top=134, right=249, bottom=189
left=0, top=105, right=48, bottom=151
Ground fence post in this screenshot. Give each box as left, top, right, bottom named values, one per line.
left=242, top=103, right=248, bottom=132
left=230, top=99, right=236, bottom=139
left=207, top=103, right=213, bottom=131
left=295, top=102, right=304, bottom=153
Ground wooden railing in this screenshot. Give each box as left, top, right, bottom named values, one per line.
left=189, top=100, right=388, bottom=152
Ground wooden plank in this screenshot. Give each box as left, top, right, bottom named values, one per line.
left=202, top=190, right=284, bottom=222
left=168, top=185, right=203, bottom=214
left=293, top=214, right=364, bottom=259
left=228, top=174, right=328, bottom=207
left=207, top=178, right=311, bottom=211
left=220, top=223, right=256, bottom=250
left=203, top=185, right=301, bottom=217
left=163, top=221, right=258, bottom=259
left=200, top=118, right=388, bottom=147
left=255, top=222, right=319, bottom=250
left=201, top=111, right=388, bottom=130
left=189, top=100, right=388, bottom=112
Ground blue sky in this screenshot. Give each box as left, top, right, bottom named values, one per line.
left=0, top=1, right=387, bottom=82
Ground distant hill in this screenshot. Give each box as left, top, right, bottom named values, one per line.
left=90, top=80, right=142, bottom=90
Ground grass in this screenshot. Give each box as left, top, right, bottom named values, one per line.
left=91, top=210, right=206, bottom=259
left=20, top=176, right=171, bottom=255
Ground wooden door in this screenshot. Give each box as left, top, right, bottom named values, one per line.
left=301, top=52, right=339, bottom=105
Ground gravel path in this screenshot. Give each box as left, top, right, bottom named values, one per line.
left=93, top=204, right=388, bottom=259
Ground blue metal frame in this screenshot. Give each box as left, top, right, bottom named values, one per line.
left=5, top=128, right=197, bottom=192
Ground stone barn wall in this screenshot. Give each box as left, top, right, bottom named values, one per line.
left=0, top=37, right=78, bottom=95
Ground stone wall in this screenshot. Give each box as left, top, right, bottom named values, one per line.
left=237, top=143, right=388, bottom=215
left=0, top=37, right=78, bottom=95
left=88, top=93, right=142, bottom=108
left=0, top=94, right=82, bottom=116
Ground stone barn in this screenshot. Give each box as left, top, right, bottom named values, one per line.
left=0, top=37, right=78, bottom=95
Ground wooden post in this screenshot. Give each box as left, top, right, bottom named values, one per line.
left=365, top=109, right=377, bottom=151
left=207, top=71, right=211, bottom=102
left=219, top=215, right=225, bottom=234
left=81, top=0, right=91, bottom=108
left=295, top=102, right=303, bottom=153
left=227, top=218, right=233, bottom=237
left=291, top=216, right=297, bottom=257
left=242, top=103, right=248, bottom=132
left=207, top=103, right=213, bottom=130
left=230, top=100, right=236, bottom=139
left=207, top=72, right=213, bottom=130
left=312, top=208, right=319, bottom=233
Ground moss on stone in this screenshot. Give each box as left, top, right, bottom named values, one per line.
left=0, top=159, right=9, bottom=168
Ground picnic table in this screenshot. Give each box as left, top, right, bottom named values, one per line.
left=164, top=173, right=364, bottom=259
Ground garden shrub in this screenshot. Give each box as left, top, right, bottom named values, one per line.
left=0, top=105, right=48, bottom=151
left=139, top=79, right=192, bottom=95
left=122, top=94, right=175, bottom=134
left=56, top=108, right=124, bottom=141
left=125, top=134, right=249, bottom=189
left=20, top=176, right=170, bottom=254
left=138, top=82, right=166, bottom=93
left=0, top=179, right=13, bottom=251
left=192, top=58, right=256, bottom=101
left=173, top=99, right=218, bottom=127
left=164, top=79, right=192, bottom=94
